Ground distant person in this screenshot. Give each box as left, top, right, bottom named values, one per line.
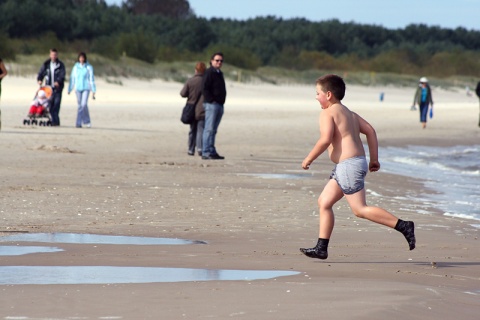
left=476, top=81, right=480, bottom=127
left=299, top=74, right=416, bottom=260
left=201, top=52, right=226, bottom=160
left=68, top=52, right=96, bottom=128
left=0, top=56, right=8, bottom=130
left=412, top=77, right=434, bottom=129
left=466, top=86, right=472, bottom=97
left=180, top=62, right=206, bottom=156
left=37, top=48, right=66, bottom=126
left=0, top=56, right=7, bottom=99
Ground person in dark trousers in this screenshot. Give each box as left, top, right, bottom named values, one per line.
left=476, top=81, right=480, bottom=127
left=0, top=57, right=7, bottom=99
left=0, top=56, right=7, bottom=131
left=37, top=48, right=66, bottom=126
left=201, top=52, right=226, bottom=160
left=180, top=62, right=206, bottom=156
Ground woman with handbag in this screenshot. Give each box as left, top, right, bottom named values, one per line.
left=412, top=77, right=434, bottom=129
left=180, top=62, right=206, bottom=156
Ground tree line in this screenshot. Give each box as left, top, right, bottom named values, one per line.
left=1, top=0, right=479, bottom=77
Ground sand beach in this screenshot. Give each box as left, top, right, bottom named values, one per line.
left=0, top=75, right=479, bottom=319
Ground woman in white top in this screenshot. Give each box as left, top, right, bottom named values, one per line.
left=68, top=52, right=96, bottom=128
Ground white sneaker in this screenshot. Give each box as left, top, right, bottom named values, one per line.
left=85, top=123, right=91, bottom=128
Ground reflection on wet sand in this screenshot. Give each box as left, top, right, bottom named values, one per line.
left=0, top=246, right=63, bottom=256
left=0, top=233, right=207, bottom=245
left=0, top=233, right=300, bottom=284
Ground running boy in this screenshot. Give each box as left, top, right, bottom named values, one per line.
left=300, top=74, right=415, bottom=260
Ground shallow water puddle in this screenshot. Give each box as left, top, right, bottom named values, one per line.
left=0, top=233, right=207, bottom=245
left=0, top=233, right=300, bottom=284
left=238, top=173, right=312, bottom=180
left=0, top=266, right=300, bottom=285
left=0, top=246, right=64, bottom=256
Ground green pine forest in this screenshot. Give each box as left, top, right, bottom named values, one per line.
left=1, top=0, right=479, bottom=86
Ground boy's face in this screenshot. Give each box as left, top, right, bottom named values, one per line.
left=316, top=84, right=330, bottom=109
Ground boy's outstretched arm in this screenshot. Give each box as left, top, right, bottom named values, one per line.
left=357, top=113, right=380, bottom=172
left=302, top=113, right=334, bottom=169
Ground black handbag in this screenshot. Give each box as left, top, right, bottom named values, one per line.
left=180, top=93, right=201, bottom=124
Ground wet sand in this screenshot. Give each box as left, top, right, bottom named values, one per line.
left=0, top=76, right=479, bottom=319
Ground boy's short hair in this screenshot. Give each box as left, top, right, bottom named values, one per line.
left=316, top=74, right=346, bottom=101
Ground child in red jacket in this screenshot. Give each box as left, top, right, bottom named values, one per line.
left=28, top=89, right=49, bottom=118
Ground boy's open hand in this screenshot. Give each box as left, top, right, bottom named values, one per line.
left=369, top=160, right=380, bottom=172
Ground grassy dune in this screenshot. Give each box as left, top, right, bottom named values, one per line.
left=4, top=54, right=478, bottom=89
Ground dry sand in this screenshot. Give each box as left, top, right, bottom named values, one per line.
left=0, top=76, right=479, bottom=319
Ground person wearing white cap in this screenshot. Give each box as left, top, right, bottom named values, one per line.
left=412, top=76, right=434, bottom=129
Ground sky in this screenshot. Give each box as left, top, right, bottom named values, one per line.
left=105, top=0, right=479, bottom=31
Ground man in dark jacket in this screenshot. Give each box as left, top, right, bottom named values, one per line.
left=37, top=48, right=66, bottom=126
left=201, top=52, right=226, bottom=160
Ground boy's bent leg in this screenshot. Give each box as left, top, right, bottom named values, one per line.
left=345, top=189, right=415, bottom=250
left=300, top=180, right=343, bottom=260
left=344, top=189, right=397, bottom=227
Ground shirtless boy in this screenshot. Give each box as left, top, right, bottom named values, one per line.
left=300, top=74, right=415, bottom=260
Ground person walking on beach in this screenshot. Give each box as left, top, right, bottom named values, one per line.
left=180, top=62, right=206, bottom=156
left=0, top=57, right=7, bottom=99
left=0, top=56, right=8, bottom=130
left=412, top=77, right=434, bottom=129
left=37, top=48, right=66, bottom=126
left=475, top=81, right=480, bottom=127
left=300, top=74, right=416, bottom=260
left=68, top=52, right=96, bottom=128
left=201, top=52, right=226, bottom=160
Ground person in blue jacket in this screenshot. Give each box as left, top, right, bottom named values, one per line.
left=68, top=52, right=96, bottom=128
left=412, top=77, right=433, bottom=129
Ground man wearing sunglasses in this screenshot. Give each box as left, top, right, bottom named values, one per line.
left=201, top=52, right=226, bottom=160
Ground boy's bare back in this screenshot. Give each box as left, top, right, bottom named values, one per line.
left=322, top=103, right=365, bottom=163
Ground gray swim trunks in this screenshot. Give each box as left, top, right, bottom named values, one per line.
left=330, top=156, right=368, bottom=195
